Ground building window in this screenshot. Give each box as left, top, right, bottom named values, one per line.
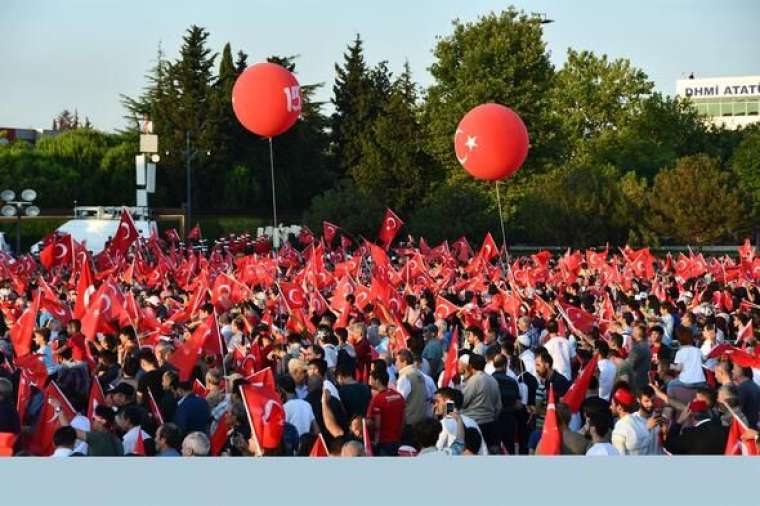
left=707, top=102, right=721, bottom=117
left=733, top=101, right=747, bottom=116
left=747, top=101, right=759, bottom=116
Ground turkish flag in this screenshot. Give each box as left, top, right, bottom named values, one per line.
left=87, top=378, right=106, bottom=421
left=108, top=207, right=139, bottom=256
left=80, top=286, right=114, bottom=341
left=40, top=295, right=72, bottom=326
left=323, top=221, right=339, bottom=247
left=738, top=321, right=754, bottom=343
left=478, top=232, right=499, bottom=262
left=738, top=238, right=755, bottom=262
left=725, top=414, right=758, bottom=456
left=501, top=291, right=522, bottom=318
left=245, top=367, right=276, bottom=395
left=353, top=284, right=373, bottom=311
left=377, top=209, right=403, bottom=250
left=309, top=434, right=329, bottom=457
left=240, top=383, right=285, bottom=450
left=73, top=255, right=95, bottom=320
left=441, top=326, right=459, bottom=387
left=29, top=382, right=76, bottom=456
left=533, top=295, right=555, bottom=321
left=535, top=386, right=561, bottom=456
left=10, top=291, right=40, bottom=358
left=561, top=355, right=598, bottom=413
left=279, top=281, right=306, bottom=310
left=556, top=300, right=596, bottom=334
left=585, top=248, right=607, bottom=270
left=168, top=322, right=209, bottom=381
left=39, top=234, right=74, bottom=270
left=210, top=415, right=229, bottom=456
left=434, top=296, right=459, bottom=320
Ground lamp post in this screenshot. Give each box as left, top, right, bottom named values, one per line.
left=1, top=189, right=40, bottom=256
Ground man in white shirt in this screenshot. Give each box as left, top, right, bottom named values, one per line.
left=282, top=376, right=317, bottom=437
left=632, top=387, right=663, bottom=455
left=610, top=386, right=652, bottom=455
left=595, top=340, right=617, bottom=401
left=542, top=320, right=575, bottom=381
left=117, top=407, right=152, bottom=455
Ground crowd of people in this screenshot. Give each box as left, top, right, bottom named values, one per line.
left=0, top=213, right=759, bottom=458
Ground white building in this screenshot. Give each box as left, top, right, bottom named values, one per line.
left=676, top=75, right=760, bottom=130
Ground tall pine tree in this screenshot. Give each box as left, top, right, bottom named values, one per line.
left=352, top=62, right=438, bottom=214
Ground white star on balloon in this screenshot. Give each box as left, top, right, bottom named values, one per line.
left=465, top=135, right=478, bottom=150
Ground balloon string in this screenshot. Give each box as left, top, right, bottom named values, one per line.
left=495, top=181, right=509, bottom=267
left=268, top=137, right=280, bottom=282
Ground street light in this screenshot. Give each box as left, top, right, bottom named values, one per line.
left=1, top=188, right=40, bottom=256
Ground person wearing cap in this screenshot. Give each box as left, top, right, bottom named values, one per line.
left=516, top=332, right=536, bottom=378
left=610, top=385, right=652, bottom=455
left=663, top=398, right=726, bottom=454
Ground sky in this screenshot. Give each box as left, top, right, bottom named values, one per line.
left=1, top=0, right=759, bottom=132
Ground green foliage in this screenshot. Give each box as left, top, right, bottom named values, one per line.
left=731, top=125, right=760, bottom=216
left=351, top=63, right=441, bottom=215
left=647, top=154, right=752, bottom=244
left=513, top=161, right=648, bottom=247
left=302, top=180, right=385, bottom=238
left=407, top=177, right=500, bottom=244
left=0, top=218, right=68, bottom=251
left=553, top=49, right=654, bottom=146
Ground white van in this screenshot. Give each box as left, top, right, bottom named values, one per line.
left=31, top=206, right=158, bottom=255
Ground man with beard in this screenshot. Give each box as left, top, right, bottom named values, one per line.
left=634, top=386, right=664, bottom=455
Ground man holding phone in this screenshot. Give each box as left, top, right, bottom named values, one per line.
left=433, top=387, right=488, bottom=455
left=634, top=386, right=664, bottom=455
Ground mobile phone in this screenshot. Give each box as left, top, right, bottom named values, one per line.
left=445, top=400, right=455, bottom=415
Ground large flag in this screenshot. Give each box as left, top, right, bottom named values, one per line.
left=240, top=383, right=285, bottom=451
left=279, top=281, right=306, bottom=309
left=29, top=382, right=76, bottom=456
left=377, top=209, right=403, bottom=250
left=556, top=300, right=596, bottom=334
left=168, top=322, right=210, bottom=381
left=108, top=207, right=139, bottom=256
left=245, top=367, right=276, bottom=395
left=535, top=386, right=561, bottom=456
left=561, top=355, right=598, bottom=413
left=9, top=291, right=40, bottom=357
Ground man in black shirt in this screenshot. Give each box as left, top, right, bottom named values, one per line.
left=734, top=365, right=760, bottom=430
left=335, top=363, right=371, bottom=420
left=491, top=354, right=520, bottom=454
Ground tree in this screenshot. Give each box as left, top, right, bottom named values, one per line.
left=330, top=34, right=391, bottom=178
left=647, top=154, right=751, bottom=244
left=553, top=49, right=653, bottom=147
left=582, top=93, right=717, bottom=181
left=513, top=160, right=648, bottom=247
left=730, top=125, right=760, bottom=217
left=302, top=180, right=385, bottom=237
left=52, top=109, right=91, bottom=131
left=424, top=8, right=562, bottom=179
left=351, top=62, right=440, bottom=214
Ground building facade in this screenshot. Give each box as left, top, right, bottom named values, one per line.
left=675, top=75, right=760, bottom=130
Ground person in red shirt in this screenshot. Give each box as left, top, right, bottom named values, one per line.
left=55, top=320, right=88, bottom=364
left=367, top=367, right=405, bottom=456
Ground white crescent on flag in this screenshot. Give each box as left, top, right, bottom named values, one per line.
left=54, top=243, right=68, bottom=259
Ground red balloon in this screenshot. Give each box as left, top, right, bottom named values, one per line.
left=454, top=103, right=529, bottom=181
left=232, top=62, right=302, bottom=137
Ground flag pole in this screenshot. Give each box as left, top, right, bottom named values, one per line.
left=268, top=137, right=281, bottom=283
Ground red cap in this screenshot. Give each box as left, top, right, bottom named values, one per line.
left=613, top=388, right=635, bottom=407
left=688, top=399, right=708, bottom=413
